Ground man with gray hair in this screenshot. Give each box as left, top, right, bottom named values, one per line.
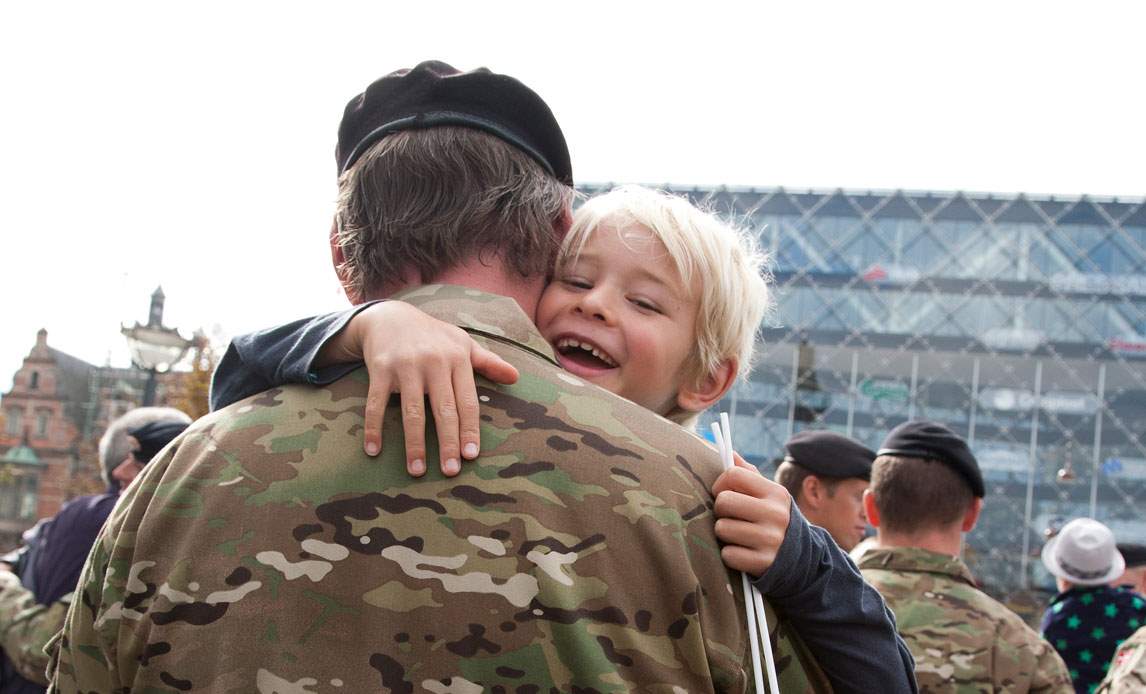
left=0, top=407, right=189, bottom=691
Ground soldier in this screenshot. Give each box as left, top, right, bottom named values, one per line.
left=47, top=61, right=884, bottom=692
left=773, top=430, right=874, bottom=551
left=858, top=420, right=1073, bottom=692
left=1096, top=626, right=1146, bottom=693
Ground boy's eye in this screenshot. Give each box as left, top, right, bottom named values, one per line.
left=563, top=278, right=592, bottom=290
left=630, top=298, right=662, bottom=313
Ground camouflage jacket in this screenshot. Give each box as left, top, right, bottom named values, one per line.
left=1096, top=625, right=1146, bottom=693
left=860, top=546, right=1072, bottom=693
left=49, top=285, right=829, bottom=693
left=0, top=570, right=69, bottom=686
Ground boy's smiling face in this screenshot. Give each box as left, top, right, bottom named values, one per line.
left=535, top=221, right=700, bottom=416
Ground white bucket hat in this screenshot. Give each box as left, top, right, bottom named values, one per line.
left=1041, top=518, right=1126, bottom=586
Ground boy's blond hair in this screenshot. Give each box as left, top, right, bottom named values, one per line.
left=560, top=185, right=772, bottom=424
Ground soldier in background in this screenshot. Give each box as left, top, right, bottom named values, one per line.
left=858, top=420, right=1072, bottom=692
left=774, top=430, right=874, bottom=551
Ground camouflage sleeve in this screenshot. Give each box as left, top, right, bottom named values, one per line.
left=1016, top=633, right=1072, bottom=693
left=0, top=571, right=70, bottom=685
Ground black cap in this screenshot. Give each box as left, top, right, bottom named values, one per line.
left=129, top=421, right=190, bottom=464
left=1118, top=543, right=1146, bottom=569
left=877, top=420, right=985, bottom=498
left=336, top=60, right=572, bottom=185
left=782, top=430, right=875, bottom=481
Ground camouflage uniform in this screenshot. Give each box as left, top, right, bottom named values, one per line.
left=1096, top=625, right=1146, bottom=693
left=0, top=570, right=69, bottom=686
left=860, top=546, right=1072, bottom=693
left=48, top=285, right=828, bottom=693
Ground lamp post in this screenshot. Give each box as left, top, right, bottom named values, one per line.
left=121, top=287, right=193, bottom=406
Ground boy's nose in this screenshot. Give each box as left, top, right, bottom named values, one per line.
left=574, top=289, right=614, bottom=323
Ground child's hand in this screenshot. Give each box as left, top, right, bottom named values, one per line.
left=320, top=302, right=519, bottom=477
left=711, top=453, right=792, bottom=577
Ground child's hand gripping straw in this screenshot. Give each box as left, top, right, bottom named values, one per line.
left=711, top=412, right=780, bottom=694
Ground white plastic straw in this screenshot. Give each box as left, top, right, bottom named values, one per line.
left=712, top=414, right=781, bottom=694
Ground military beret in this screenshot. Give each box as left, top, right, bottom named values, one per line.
left=129, top=420, right=190, bottom=464
left=337, top=60, right=572, bottom=184
left=1118, top=543, right=1146, bottom=569
left=782, top=430, right=875, bottom=481
left=877, top=420, right=985, bottom=498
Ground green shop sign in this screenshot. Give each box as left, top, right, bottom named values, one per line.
left=859, top=379, right=909, bottom=402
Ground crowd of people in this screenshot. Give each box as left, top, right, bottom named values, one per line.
left=0, top=60, right=1142, bottom=692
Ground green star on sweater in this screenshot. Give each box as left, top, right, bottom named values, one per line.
left=1105, top=603, right=1118, bottom=618
left=1080, top=649, right=1093, bottom=663
left=1081, top=593, right=1095, bottom=606
left=1067, top=615, right=1083, bottom=629
left=1091, top=627, right=1106, bottom=640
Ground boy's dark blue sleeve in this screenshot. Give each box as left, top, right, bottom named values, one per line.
left=753, top=503, right=918, bottom=694
left=209, top=303, right=380, bottom=412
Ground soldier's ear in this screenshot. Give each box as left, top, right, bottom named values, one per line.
left=961, top=497, right=983, bottom=532
left=863, top=489, right=881, bottom=528
left=801, top=475, right=825, bottom=508
left=330, top=219, right=362, bottom=305
left=676, top=359, right=737, bottom=414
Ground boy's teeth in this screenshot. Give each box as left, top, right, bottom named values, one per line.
left=557, top=338, right=616, bottom=367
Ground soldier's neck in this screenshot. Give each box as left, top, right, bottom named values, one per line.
left=374, top=260, right=546, bottom=319
left=874, top=528, right=965, bottom=558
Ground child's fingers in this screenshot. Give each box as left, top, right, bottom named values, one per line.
left=471, top=344, right=518, bottom=385
left=712, top=465, right=783, bottom=498
left=362, top=371, right=393, bottom=459
left=398, top=373, right=428, bottom=478
left=732, top=451, right=759, bottom=473
left=453, top=365, right=481, bottom=461
left=720, top=543, right=770, bottom=577
left=714, top=489, right=788, bottom=526
left=425, top=368, right=462, bottom=477
left=715, top=518, right=782, bottom=571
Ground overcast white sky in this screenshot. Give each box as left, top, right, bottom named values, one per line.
left=2, top=0, right=1144, bottom=388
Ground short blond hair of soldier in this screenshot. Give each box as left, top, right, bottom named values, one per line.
left=560, top=185, right=772, bottom=424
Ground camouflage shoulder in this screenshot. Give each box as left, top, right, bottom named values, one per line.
left=1097, top=626, right=1146, bottom=694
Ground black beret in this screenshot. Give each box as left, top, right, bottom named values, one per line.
left=782, top=430, right=875, bottom=481
left=336, top=60, right=572, bottom=185
left=129, top=420, right=190, bottom=464
left=1118, top=543, right=1146, bottom=569
left=877, top=420, right=985, bottom=498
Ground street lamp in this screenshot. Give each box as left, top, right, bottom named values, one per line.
left=121, top=287, right=193, bottom=406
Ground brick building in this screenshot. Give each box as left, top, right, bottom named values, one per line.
left=0, top=289, right=202, bottom=550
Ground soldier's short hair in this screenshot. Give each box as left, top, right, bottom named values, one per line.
left=335, top=126, right=573, bottom=299
left=98, top=407, right=192, bottom=487
left=870, top=454, right=974, bottom=533
left=562, top=185, right=771, bottom=424
left=774, top=460, right=843, bottom=501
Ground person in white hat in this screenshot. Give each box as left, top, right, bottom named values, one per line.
left=1040, top=518, right=1146, bottom=694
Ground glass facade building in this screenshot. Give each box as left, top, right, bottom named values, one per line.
left=584, top=185, right=1146, bottom=601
